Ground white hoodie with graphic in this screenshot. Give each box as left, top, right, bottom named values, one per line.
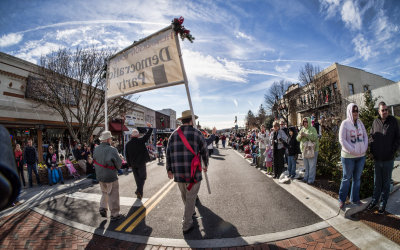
left=339, top=103, right=368, bottom=158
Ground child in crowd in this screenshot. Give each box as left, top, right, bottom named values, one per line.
left=119, top=154, right=129, bottom=174
left=65, top=154, right=80, bottom=179
left=287, top=127, right=300, bottom=179
left=244, top=145, right=252, bottom=159
left=265, top=144, right=273, bottom=175
left=250, top=144, right=259, bottom=166
left=86, top=156, right=98, bottom=183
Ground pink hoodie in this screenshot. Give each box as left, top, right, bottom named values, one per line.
left=339, top=103, right=368, bottom=157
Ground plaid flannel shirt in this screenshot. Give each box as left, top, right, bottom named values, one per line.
left=166, top=125, right=208, bottom=183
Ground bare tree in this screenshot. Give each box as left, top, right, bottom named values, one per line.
left=264, top=79, right=292, bottom=123
left=27, top=47, right=132, bottom=145
left=298, top=63, right=321, bottom=86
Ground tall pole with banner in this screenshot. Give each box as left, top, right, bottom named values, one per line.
left=104, top=18, right=210, bottom=194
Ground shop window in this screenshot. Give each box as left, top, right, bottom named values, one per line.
left=348, top=83, right=354, bottom=95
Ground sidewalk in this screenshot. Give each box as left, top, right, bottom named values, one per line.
left=0, top=209, right=358, bottom=249
left=0, top=153, right=399, bottom=249
left=0, top=176, right=93, bottom=219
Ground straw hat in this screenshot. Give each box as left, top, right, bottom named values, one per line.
left=99, top=131, right=113, bottom=141
left=177, top=110, right=198, bottom=120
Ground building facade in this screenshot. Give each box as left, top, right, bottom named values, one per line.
left=282, top=63, right=396, bottom=126
left=0, top=52, right=175, bottom=161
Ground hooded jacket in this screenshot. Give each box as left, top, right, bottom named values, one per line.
left=339, top=103, right=368, bottom=158
left=296, top=117, right=319, bottom=153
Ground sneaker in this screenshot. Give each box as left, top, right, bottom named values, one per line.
left=99, top=208, right=107, bottom=217
left=378, top=205, right=386, bottom=215
left=60, top=181, right=64, bottom=184
left=250, top=163, right=256, bottom=166
left=110, top=214, right=124, bottom=221
left=353, top=200, right=363, bottom=206
left=339, top=201, right=345, bottom=209
left=366, top=202, right=377, bottom=211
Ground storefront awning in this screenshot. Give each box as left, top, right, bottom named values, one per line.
left=109, top=122, right=129, bottom=132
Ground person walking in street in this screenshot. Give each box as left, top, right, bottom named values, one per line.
left=166, top=110, right=209, bottom=234
left=270, top=121, right=288, bottom=179
left=93, top=131, right=123, bottom=221
left=45, top=146, right=64, bottom=186
left=14, top=144, right=26, bottom=187
left=338, top=103, right=368, bottom=209
left=125, top=122, right=153, bottom=200
left=367, top=101, right=400, bottom=214
left=215, top=135, right=219, bottom=148
left=297, top=117, right=319, bottom=184
left=156, top=138, right=164, bottom=163
left=221, top=134, right=227, bottom=148
left=23, top=139, right=41, bottom=188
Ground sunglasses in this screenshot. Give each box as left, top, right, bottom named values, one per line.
left=352, top=110, right=358, bottom=113
left=381, top=109, right=388, bottom=112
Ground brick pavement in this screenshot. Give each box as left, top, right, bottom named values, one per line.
left=0, top=210, right=359, bottom=250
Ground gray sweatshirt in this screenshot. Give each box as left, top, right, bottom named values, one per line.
left=93, top=142, right=122, bottom=183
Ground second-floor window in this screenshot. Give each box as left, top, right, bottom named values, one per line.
left=348, top=83, right=354, bottom=95
left=363, top=85, right=369, bottom=92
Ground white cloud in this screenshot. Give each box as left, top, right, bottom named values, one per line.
left=341, top=0, right=362, bottom=30
left=233, top=99, right=238, bottom=107
left=0, top=33, right=23, bottom=47
left=183, top=49, right=247, bottom=83
left=235, top=31, right=253, bottom=41
left=319, top=0, right=341, bottom=19
left=15, top=41, right=64, bottom=63
left=352, top=34, right=373, bottom=61
left=275, top=64, right=291, bottom=73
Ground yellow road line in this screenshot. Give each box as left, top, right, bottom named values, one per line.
left=115, top=180, right=174, bottom=231
left=125, top=182, right=176, bottom=232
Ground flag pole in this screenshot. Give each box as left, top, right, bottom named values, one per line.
left=105, top=62, right=109, bottom=131
left=175, top=30, right=211, bottom=194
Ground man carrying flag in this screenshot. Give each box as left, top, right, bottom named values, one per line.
left=166, top=110, right=209, bottom=234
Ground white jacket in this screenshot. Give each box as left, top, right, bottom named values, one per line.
left=258, top=131, right=270, bottom=149
left=339, top=103, right=368, bottom=158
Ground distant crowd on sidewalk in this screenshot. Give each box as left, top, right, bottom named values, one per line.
left=228, top=101, right=400, bottom=215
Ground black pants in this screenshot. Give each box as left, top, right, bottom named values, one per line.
left=17, top=161, right=26, bottom=186
left=132, top=165, right=147, bottom=196
left=273, top=148, right=285, bottom=178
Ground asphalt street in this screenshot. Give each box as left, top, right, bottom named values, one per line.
left=37, top=147, right=322, bottom=240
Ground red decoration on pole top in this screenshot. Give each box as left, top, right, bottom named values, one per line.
left=172, top=16, right=195, bottom=43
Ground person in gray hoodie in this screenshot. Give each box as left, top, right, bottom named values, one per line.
left=93, top=131, right=122, bottom=221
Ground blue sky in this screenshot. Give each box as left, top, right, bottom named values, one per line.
left=1, top=0, right=399, bottom=129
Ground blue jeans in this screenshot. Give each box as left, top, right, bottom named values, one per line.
left=27, top=163, right=41, bottom=187
left=222, top=140, right=226, bottom=148
left=339, top=156, right=366, bottom=203
left=371, top=160, right=394, bottom=207
left=252, top=153, right=258, bottom=164
left=47, top=167, right=64, bottom=185
left=303, top=151, right=317, bottom=183
left=288, top=155, right=296, bottom=177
